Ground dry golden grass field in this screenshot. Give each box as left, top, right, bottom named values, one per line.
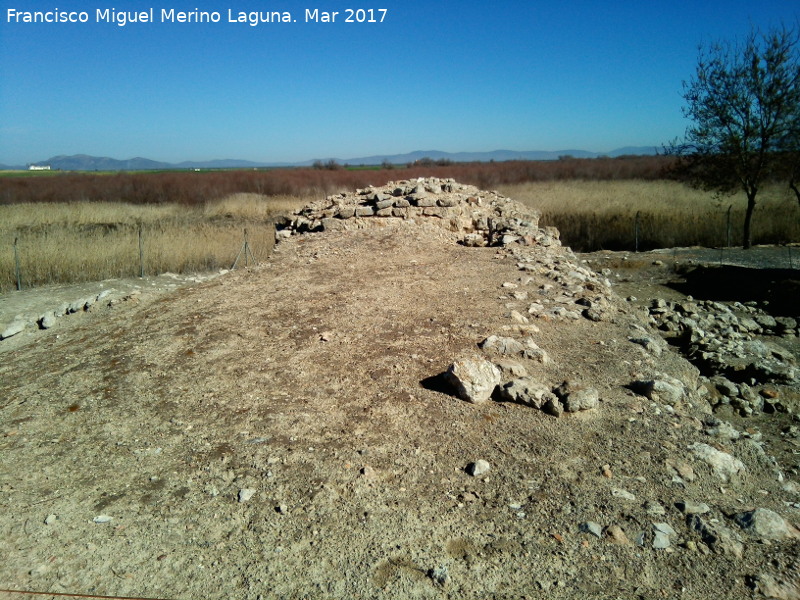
left=502, top=180, right=800, bottom=251
left=1, top=180, right=799, bottom=291
left=0, top=194, right=305, bottom=291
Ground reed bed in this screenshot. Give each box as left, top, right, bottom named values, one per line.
left=0, top=194, right=309, bottom=291
left=2, top=180, right=799, bottom=292
left=500, top=180, right=800, bottom=251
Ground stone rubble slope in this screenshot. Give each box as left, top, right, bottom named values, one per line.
left=643, top=297, right=799, bottom=417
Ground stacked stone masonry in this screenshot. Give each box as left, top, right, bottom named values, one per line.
left=275, top=177, right=560, bottom=248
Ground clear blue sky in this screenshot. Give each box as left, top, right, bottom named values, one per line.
left=1, top=0, right=798, bottom=165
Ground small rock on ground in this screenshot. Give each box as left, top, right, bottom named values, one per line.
left=466, top=460, right=491, bottom=477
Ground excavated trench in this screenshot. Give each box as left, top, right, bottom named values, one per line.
left=669, top=264, right=800, bottom=318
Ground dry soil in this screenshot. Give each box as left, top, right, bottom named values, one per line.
left=1, top=222, right=799, bottom=600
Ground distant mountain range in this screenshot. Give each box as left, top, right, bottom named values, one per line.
left=4, top=147, right=659, bottom=171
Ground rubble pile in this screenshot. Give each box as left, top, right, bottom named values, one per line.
left=645, top=296, right=798, bottom=416
left=275, top=177, right=560, bottom=248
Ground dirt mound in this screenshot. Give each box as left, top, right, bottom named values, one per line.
left=1, top=183, right=798, bottom=600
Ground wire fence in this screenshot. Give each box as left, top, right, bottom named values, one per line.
left=630, top=205, right=798, bottom=269
left=4, top=209, right=798, bottom=293
left=4, top=224, right=273, bottom=293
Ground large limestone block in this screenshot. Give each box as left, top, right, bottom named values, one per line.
left=689, top=442, right=746, bottom=482
left=445, top=358, right=501, bottom=404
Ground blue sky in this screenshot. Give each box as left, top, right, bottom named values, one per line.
left=1, top=0, right=798, bottom=164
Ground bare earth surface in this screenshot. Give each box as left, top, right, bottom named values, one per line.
left=1, top=213, right=799, bottom=599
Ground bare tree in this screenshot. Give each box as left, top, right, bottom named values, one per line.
left=785, top=104, right=800, bottom=207
left=789, top=158, right=800, bottom=206
left=672, top=25, right=800, bottom=248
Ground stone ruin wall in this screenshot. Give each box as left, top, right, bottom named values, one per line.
left=272, top=176, right=799, bottom=417
left=274, top=177, right=561, bottom=249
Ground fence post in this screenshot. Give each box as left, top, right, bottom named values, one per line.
left=634, top=211, right=641, bottom=253
left=231, top=229, right=257, bottom=270
left=14, top=237, right=21, bottom=291
left=726, top=205, right=732, bottom=248
left=138, top=225, right=144, bottom=278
